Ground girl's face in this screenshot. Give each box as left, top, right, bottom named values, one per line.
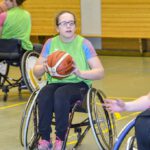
left=4, top=0, right=15, bottom=9
left=56, top=13, right=76, bottom=42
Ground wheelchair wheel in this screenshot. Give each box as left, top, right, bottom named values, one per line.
left=21, top=51, right=47, bottom=92
left=114, top=119, right=137, bottom=150
left=20, top=90, right=40, bottom=149
left=19, top=90, right=38, bottom=146
left=87, top=88, right=116, bottom=150
left=126, top=136, right=137, bottom=150
left=0, top=61, right=9, bottom=87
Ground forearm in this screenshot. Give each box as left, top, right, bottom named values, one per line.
left=33, top=64, right=46, bottom=79
left=125, top=94, right=150, bottom=112
left=77, top=68, right=104, bottom=80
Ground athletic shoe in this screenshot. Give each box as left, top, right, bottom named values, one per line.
left=38, top=139, right=53, bottom=150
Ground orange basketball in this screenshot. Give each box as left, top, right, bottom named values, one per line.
left=47, top=50, right=74, bottom=78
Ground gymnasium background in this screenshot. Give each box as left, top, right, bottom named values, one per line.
left=1, top=0, right=150, bottom=56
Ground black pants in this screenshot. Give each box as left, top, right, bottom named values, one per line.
left=135, top=109, right=150, bottom=150
left=37, top=82, right=89, bottom=141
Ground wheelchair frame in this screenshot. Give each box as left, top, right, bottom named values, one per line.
left=19, top=87, right=116, bottom=150
left=0, top=39, right=24, bottom=101
left=0, top=39, right=45, bottom=101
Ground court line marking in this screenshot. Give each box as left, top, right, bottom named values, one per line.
left=116, top=112, right=140, bottom=121
left=108, top=96, right=136, bottom=100
left=0, top=96, right=140, bottom=146
left=0, top=102, right=26, bottom=110
left=0, top=96, right=136, bottom=110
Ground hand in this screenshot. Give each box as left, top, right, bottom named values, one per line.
left=103, top=99, right=125, bottom=113
left=72, top=60, right=81, bottom=77
left=43, top=60, right=48, bottom=73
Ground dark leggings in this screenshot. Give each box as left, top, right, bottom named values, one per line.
left=37, top=82, right=89, bottom=141
left=135, top=114, right=150, bottom=150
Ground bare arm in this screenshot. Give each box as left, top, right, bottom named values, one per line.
left=125, top=93, right=150, bottom=111
left=104, top=92, right=150, bottom=113
left=73, top=56, right=104, bottom=80
left=33, top=56, right=47, bottom=79
left=0, top=12, right=7, bottom=35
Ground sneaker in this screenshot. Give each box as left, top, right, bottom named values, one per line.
left=38, top=139, right=53, bottom=150
left=53, top=139, right=64, bottom=150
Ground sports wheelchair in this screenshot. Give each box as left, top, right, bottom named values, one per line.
left=20, top=87, right=117, bottom=150
left=113, top=119, right=137, bottom=150
left=0, top=39, right=46, bottom=101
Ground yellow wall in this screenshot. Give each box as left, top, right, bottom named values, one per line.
left=2, top=0, right=150, bottom=53
left=24, top=0, right=81, bottom=36
left=102, top=0, right=150, bottom=38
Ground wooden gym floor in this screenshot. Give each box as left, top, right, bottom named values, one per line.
left=0, top=55, right=150, bottom=150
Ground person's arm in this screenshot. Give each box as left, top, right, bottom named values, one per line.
left=74, top=56, right=104, bottom=80
left=0, top=12, right=7, bottom=35
left=33, top=39, right=51, bottom=79
left=73, top=39, right=104, bottom=80
left=104, top=92, right=150, bottom=113
left=125, top=93, right=150, bottom=111
left=33, top=56, right=48, bottom=79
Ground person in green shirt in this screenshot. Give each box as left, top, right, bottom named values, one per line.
left=33, top=10, right=104, bottom=150
left=0, top=0, right=33, bottom=50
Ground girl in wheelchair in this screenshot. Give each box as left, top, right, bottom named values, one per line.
left=0, top=0, right=33, bottom=51
left=104, top=92, right=150, bottom=150
left=33, top=11, right=104, bottom=150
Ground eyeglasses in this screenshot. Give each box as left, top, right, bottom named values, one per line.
left=58, top=21, right=75, bottom=27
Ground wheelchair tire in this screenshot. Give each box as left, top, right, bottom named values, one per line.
left=126, top=136, right=137, bottom=150
left=19, top=90, right=38, bottom=146
left=21, top=51, right=47, bottom=92
left=20, top=90, right=40, bottom=149
left=0, top=61, right=9, bottom=87
left=114, top=119, right=137, bottom=150
left=87, top=88, right=116, bottom=150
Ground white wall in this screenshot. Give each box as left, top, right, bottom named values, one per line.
left=80, top=0, right=101, bottom=35
left=80, top=0, right=102, bottom=49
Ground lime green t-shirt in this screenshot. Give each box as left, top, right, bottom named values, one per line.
left=47, top=35, right=92, bottom=87
left=1, top=7, right=33, bottom=50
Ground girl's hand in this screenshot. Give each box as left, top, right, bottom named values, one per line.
left=72, top=60, right=81, bottom=77
left=43, top=60, right=48, bottom=73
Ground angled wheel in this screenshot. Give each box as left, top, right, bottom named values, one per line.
left=19, top=90, right=38, bottom=146
left=113, top=119, right=137, bottom=150
left=87, top=88, right=116, bottom=150
left=0, top=61, right=9, bottom=87
left=21, top=51, right=47, bottom=92
left=126, top=136, right=137, bottom=150
left=20, top=90, right=40, bottom=149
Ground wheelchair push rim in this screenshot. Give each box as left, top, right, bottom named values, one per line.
left=21, top=51, right=47, bottom=92
left=87, top=88, right=116, bottom=150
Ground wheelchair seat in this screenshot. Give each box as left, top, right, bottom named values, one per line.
left=19, top=87, right=116, bottom=150
left=0, top=39, right=46, bottom=101
left=0, top=39, right=25, bottom=101
left=0, top=38, right=23, bottom=61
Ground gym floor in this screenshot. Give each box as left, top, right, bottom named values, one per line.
left=0, top=55, right=150, bottom=150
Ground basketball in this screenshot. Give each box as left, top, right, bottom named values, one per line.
left=47, top=50, right=74, bottom=78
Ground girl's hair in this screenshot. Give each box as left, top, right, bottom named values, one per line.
left=16, top=0, right=26, bottom=6
left=55, top=10, right=76, bottom=26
